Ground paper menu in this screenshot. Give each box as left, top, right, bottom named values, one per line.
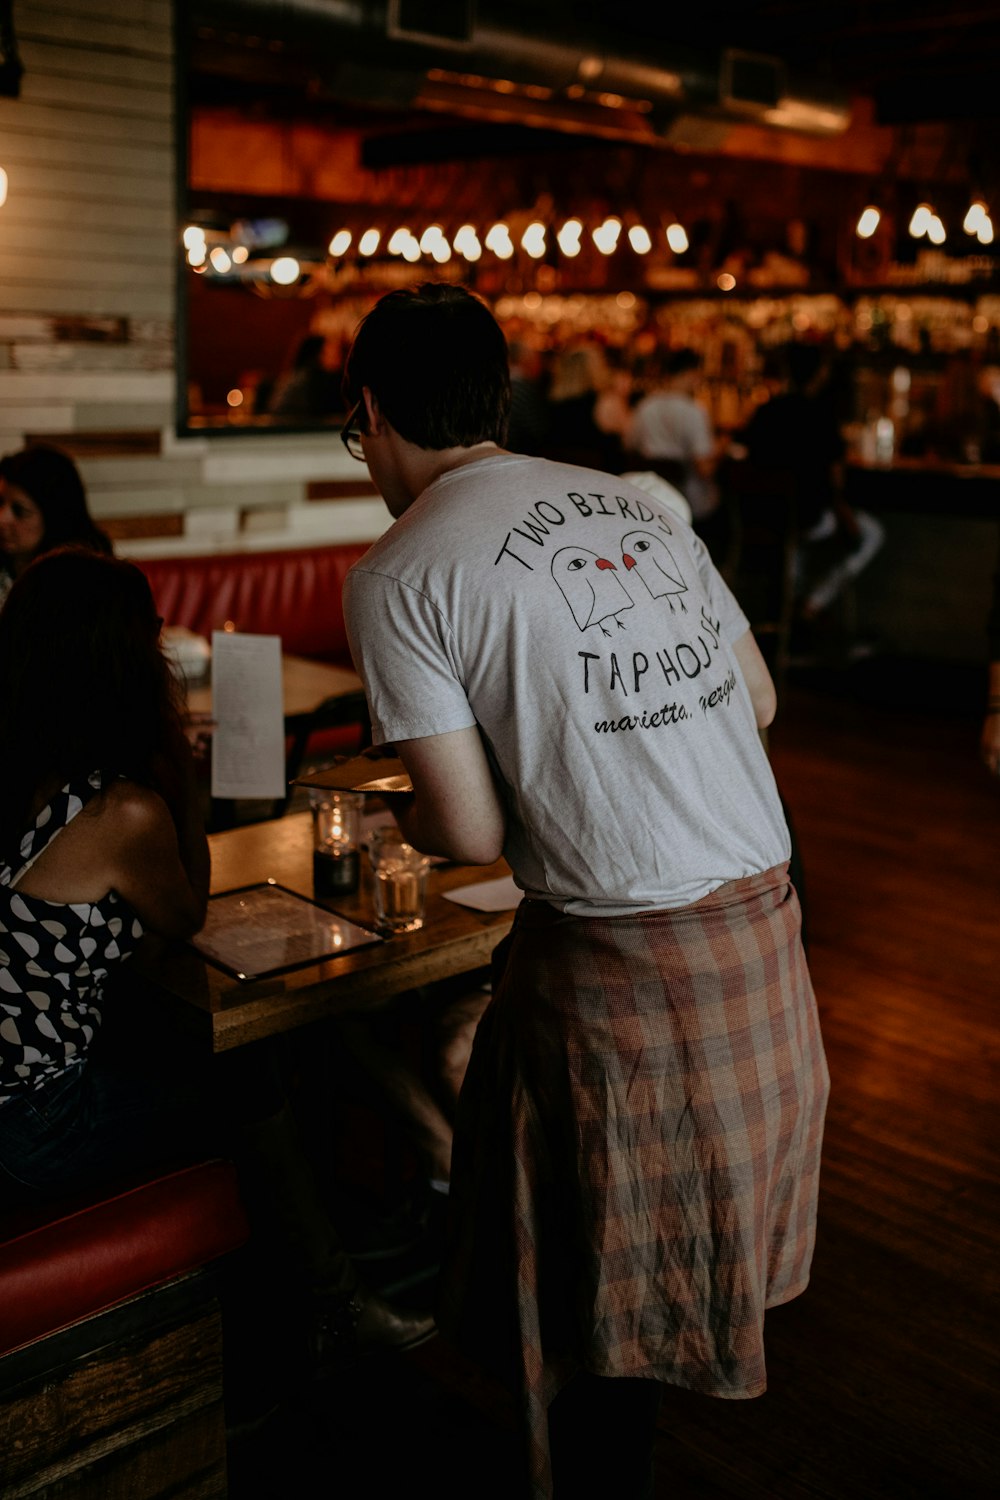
left=210, top=631, right=286, bottom=800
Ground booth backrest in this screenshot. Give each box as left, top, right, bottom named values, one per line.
left=135, top=542, right=372, bottom=669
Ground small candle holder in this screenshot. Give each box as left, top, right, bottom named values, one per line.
left=368, top=824, right=430, bottom=935
left=309, top=790, right=362, bottom=898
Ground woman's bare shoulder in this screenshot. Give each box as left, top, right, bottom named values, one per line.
left=90, top=779, right=172, bottom=837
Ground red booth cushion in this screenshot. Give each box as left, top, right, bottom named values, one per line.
left=0, top=1160, right=249, bottom=1357
left=135, top=542, right=372, bottom=669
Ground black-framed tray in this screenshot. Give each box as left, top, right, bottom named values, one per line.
left=190, top=880, right=383, bottom=982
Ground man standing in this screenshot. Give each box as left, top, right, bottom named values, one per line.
left=627, top=347, right=721, bottom=521
left=341, top=285, right=828, bottom=1500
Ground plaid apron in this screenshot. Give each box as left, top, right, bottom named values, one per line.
left=437, top=863, right=829, bottom=1498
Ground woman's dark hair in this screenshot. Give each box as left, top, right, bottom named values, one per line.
left=0, top=548, right=184, bottom=853
left=342, top=283, right=511, bottom=449
left=0, top=444, right=112, bottom=560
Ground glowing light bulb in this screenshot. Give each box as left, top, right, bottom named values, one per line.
left=388, top=227, right=411, bottom=255
left=485, top=223, right=514, bottom=260
left=419, top=225, right=446, bottom=254
left=328, top=229, right=352, bottom=257
left=717, top=272, right=736, bottom=291
left=187, top=244, right=206, bottom=267
left=592, top=217, right=622, bottom=255
left=909, top=203, right=932, bottom=238
left=226, top=389, right=244, bottom=408
left=978, top=214, right=994, bottom=245
left=401, top=237, right=421, bottom=263
left=856, top=206, right=881, bottom=239
left=927, top=214, right=946, bottom=245
left=358, top=228, right=380, bottom=256
left=270, top=256, right=300, bottom=285
left=454, top=225, right=482, bottom=260
left=232, top=245, right=249, bottom=264
left=628, top=225, right=652, bottom=254
left=665, top=222, right=689, bottom=254
left=522, top=222, right=547, bottom=258
left=556, top=219, right=583, bottom=257
left=964, top=201, right=988, bottom=234
left=182, top=225, right=205, bottom=250
left=209, top=246, right=232, bottom=273
left=432, top=239, right=452, bottom=263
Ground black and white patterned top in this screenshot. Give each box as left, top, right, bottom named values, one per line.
left=0, top=771, right=144, bottom=1102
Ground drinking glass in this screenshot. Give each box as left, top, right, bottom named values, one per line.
left=368, top=825, right=429, bottom=934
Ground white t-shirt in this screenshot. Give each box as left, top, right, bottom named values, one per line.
left=628, top=392, right=716, bottom=519
left=344, top=454, right=789, bottom=914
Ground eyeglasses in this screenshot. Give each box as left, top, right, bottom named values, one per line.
left=340, top=401, right=367, bottom=462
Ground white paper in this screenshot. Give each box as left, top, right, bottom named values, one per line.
left=442, top=875, right=522, bottom=912
left=210, top=632, right=286, bottom=800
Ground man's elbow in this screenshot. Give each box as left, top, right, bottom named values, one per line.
left=755, top=684, right=778, bottom=729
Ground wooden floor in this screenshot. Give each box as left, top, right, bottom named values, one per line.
left=229, top=667, right=1000, bottom=1500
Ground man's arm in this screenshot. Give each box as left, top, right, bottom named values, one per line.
left=732, top=628, right=777, bottom=728
left=391, top=725, right=506, bottom=865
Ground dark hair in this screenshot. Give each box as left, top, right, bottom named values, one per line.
left=0, top=548, right=184, bottom=853
left=784, top=343, right=826, bottom=392
left=0, top=444, right=112, bottom=561
left=665, top=348, right=701, bottom=378
left=342, top=283, right=511, bottom=449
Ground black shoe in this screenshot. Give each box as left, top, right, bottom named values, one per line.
left=310, top=1292, right=436, bottom=1376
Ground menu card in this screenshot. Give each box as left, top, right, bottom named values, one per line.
left=192, top=882, right=382, bottom=981
left=295, top=747, right=412, bottom=795
left=210, top=631, right=286, bottom=800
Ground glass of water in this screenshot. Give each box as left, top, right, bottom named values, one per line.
left=368, top=825, right=430, bottom=935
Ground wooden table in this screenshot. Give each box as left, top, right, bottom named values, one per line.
left=139, top=813, right=517, bottom=1052
left=185, top=653, right=363, bottom=723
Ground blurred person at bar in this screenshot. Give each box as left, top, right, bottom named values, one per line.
left=626, top=347, right=722, bottom=521
left=742, top=343, right=884, bottom=635
left=340, top=284, right=829, bottom=1500
left=0, top=444, right=111, bottom=607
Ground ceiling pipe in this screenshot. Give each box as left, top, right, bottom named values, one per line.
left=190, top=0, right=852, bottom=138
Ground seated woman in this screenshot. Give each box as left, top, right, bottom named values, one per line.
left=0, top=444, right=112, bottom=606
left=0, top=549, right=432, bottom=1370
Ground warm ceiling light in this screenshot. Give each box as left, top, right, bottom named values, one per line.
left=485, top=223, right=514, bottom=259
left=358, top=228, right=380, bottom=256
left=401, top=237, right=421, bottom=263
left=187, top=244, right=206, bottom=267
left=231, top=245, right=249, bottom=264
left=856, top=206, right=881, bottom=239
left=556, top=219, right=583, bottom=257
left=927, top=214, right=946, bottom=245
left=387, top=227, right=410, bottom=255
left=628, top=225, right=652, bottom=254
left=453, top=225, right=482, bottom=260
left=209, top=246, right=232, bottom=273
left=665, top=222, right=689, bottom=254
left=964, top=201, right=988, bottom=234
left=419, top=224, right=446, bottom=254
left=328, top=229, right=352, bottom=257
left=717, top=272, right=736, bottom=291
left=592, top=217, right=622, bottom=255
left=978, top=214, right=994, bottom=245
left=909, top=203, right=933, bottom=238
left=522, top=222, right=547, bottom=259
left=182, top=224, right=205, bottom=250
left=270, top=256, right=300, bottom=285
left=431, top=240, right=452, bottom=263
left=226, top=389, right=244, bottom=408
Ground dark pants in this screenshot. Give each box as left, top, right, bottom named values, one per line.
left=548, top=1373, right=662, bottom=1500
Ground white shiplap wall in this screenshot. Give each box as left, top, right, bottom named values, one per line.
left=0, top=0, right=386, bottom=552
